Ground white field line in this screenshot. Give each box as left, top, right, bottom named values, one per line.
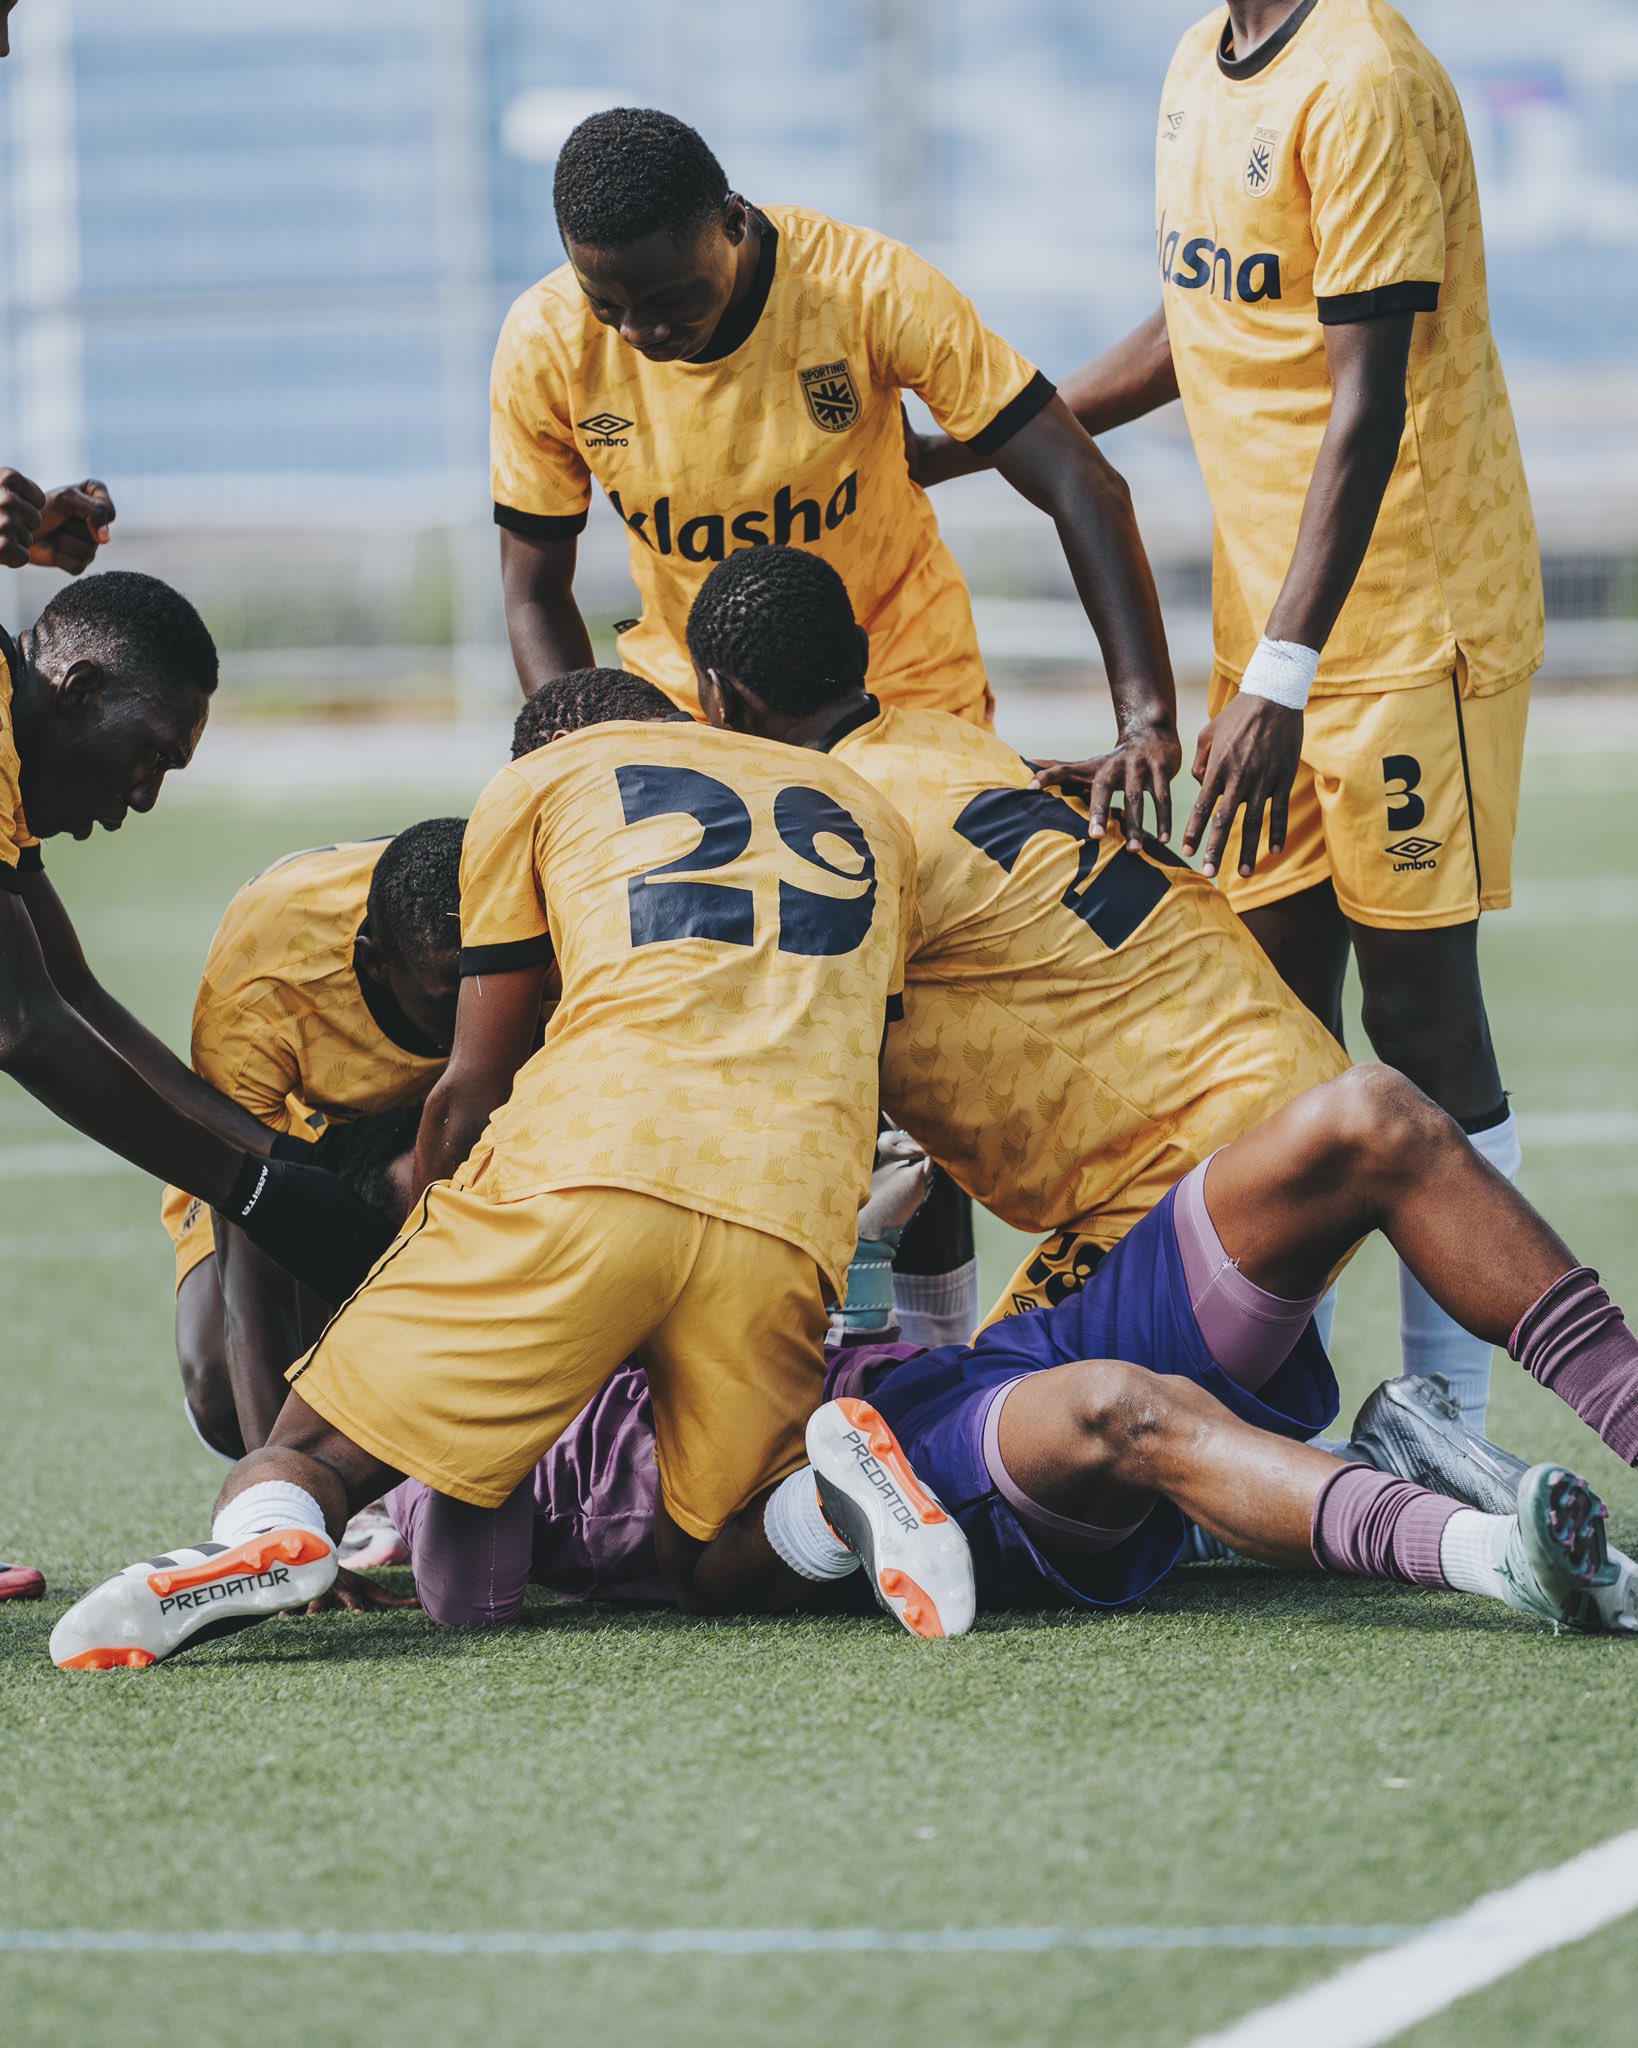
left=1186, top=1824, right=1638, bottom=2048
left=0, top=1924, right=1414, bottom=1960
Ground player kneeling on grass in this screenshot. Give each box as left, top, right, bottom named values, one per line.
left=165, top=822, right=464, bottom=1467
left=383, top=1067, right=1638, bottom=1635
left=50, top=684, right=979, bottom=1667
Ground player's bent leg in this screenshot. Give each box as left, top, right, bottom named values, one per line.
left=175, top=1258, right=243, bottom=1462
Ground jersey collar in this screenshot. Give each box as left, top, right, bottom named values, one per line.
left=1216, top=0, right=1318, bottom=80
left=814, top=694, right=882, bottom=752
left=352, top=922, right=445, bottom=1059
left=691, top=207, right=779, bottom=366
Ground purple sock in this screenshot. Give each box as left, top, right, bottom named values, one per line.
left=1510, top=1267, right=1638, bottom=1466
left=1310, top=1464, right=1460, bottom=1588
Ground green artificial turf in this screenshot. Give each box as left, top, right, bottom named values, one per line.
left=4, top=714, right=1638, bottom=2047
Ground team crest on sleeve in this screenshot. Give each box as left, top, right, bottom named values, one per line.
left=1244, top=126, right=1281, bottom=196
left=800, top=360, right=860, bottom=433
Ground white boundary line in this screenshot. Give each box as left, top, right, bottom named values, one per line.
left=0, top=1924, right=1414, bottom=1959
left=1187, top=1825, right=1638, bottom=2048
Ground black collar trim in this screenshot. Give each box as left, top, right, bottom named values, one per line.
left=815, top=694, right=881, bottom=752
left=1217, top=0, right=1319, bottom=80
left=352, top=921, right=445, bottom=1059
left=692, top=207, right=778, bottom=365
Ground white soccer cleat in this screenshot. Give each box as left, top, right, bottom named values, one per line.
left=806, top=1398, right=976, bottom=1640
left=50, top=1529, right=338, bottom=1671
left=337, top=1501, right=410, bottom=1572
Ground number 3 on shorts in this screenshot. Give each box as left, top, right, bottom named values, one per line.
left=616, top=763, right=878, bottom=956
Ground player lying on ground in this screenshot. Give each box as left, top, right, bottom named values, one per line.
left=50, top=695, right=984, bottom=1666
left=679, top=543, right=1348, bottom=1324
left=53, top=1061, right=1638, bottom=1666
left=165, top=822, right=464, bottom=1461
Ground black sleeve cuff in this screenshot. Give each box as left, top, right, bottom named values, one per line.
left=494, top=503, right=590, bottom=541
left=1317, top=281, right=1440, bottom=325
left=962, top=370, right=1057, bottom=458
left=460, top=933, right=556, bottom=975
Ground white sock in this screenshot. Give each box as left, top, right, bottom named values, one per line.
left=212, top=1479, right=330, bottom=1551
left=762, top=1469, right=858, bottom=1581
left=1438, top=1507, right=1513, bottom=1600
left=1398, top=1110, right=1521, bottom=1430
left=892, top=1258, right=979, bottom=1349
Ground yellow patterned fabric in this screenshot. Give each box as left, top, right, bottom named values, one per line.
left=1156, top=0, right=1543, bottom=695
left=0, top=636, right=40, bottom=879
left=457, top=721, right=915, bottom=1294
left=832, top=703, right=1348, bottom=1249
left=491, top=203, right=1048, bottom=724
left=188, top=841, right=446, bottom=1129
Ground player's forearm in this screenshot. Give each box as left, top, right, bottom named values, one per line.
left=74, top=983, right=275, bottom=1156
left=1263, top=388, right=1406, bottom=653
left=0, top=992, right=243, bottom=1204
left=411, top=1074, right=497, bottom=1194
left=1058, top=307, right=1179, bottom=438
left=500, top=532, right=596, bottom=698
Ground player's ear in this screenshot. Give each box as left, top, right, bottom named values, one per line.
left=854, top=624, right=871, bottom=681
left=54, top=657, right=106, bottom=717
left=354, top=929, right=383, bottom=982
left=722, top=194, right=749, bottom=246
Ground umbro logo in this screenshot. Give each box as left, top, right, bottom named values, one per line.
left=579, top=412, right=633, bottom=447
left=1388, top=834, right=1442, bottom=872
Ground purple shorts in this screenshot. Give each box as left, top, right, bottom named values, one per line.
left=861, top=1184, right=1338, bottom=1611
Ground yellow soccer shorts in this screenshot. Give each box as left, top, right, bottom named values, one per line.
left=288, top=1178, right=829, bottom=1542
left=1206, top=668, right=1532, bottom=931
left=161, top=1184, right=217, bottom=1293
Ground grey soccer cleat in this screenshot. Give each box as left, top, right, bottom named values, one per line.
left=1344, top=1374, right=1530, bottom=1515
left=1493, top=1464, right=1638, bottom=1634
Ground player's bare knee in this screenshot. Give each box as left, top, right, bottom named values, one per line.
left=1064, top=1359, right=1175, bottom=1483
left=1305, top=1064, right=1452, bottom=1189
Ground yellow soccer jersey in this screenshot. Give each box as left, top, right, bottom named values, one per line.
left=491, top=204, right=1051, bottom=724
left=189, top=841, right=448, bottom=1131
left=457, top=720, right=916, bottom=1293
left=1156, top=0, right=1543, bottom=695
left=830, top=700, right=1346, bottom=1238
left=0, top=628, right=42, bottom=888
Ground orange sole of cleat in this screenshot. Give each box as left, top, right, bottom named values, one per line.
left=147, top=1528, right=331, bottom=1598
left=879, top=1568, right=946, bottom=1639
left=832, top=1399, right=948, bottom=1524
left=59, top=1647, right=158, bottom=1671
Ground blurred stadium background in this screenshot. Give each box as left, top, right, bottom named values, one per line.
left=3, top=0, right=1637, bottom=739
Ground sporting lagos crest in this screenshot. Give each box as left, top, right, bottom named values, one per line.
left=800, top=359, right=860, bottom=433
left=1244, top=125, right=1280, bottom=196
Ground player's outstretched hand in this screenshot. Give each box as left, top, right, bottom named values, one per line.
left=1183, top=693, right=1303, bottom=879
left=298, top=1566, right=420, bottom=1618
left=30, top=479, right=116, bottom=574
left=1029, top=719, right=1181, bottom=848
left=0, top=466, right=47, bottom=567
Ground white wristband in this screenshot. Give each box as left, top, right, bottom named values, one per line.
left=1238, top=636, right=1319, bottom=712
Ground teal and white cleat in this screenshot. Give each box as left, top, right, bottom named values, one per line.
left=1496, top=1465, right=1638, bottom=1635
left=50, top=1529, right=337, bottom=1670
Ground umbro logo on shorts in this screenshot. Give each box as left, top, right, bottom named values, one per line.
left=1388, top=834, right=1442, bottom=872
left=579, top=412, right=633, bottom=447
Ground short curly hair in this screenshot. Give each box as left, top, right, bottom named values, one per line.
left=553, top=108, right=729, bottom=249
left=365, top=817, right=464, bottom=975
left=511, top=668, right=678, bottom=757
left=685, top=547, right=865, bottom=715
left=311, top=1103, right=424, bottom=1225
left=34, top=569, right=217, bottom=702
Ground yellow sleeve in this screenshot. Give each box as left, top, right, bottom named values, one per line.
left=1303, top=64, right=1445, bottom=323
left=459, top=764, right=556, bottom=974
left=489, top=294, right=594, bottom=537
left=864, top=242, right=1053, bottom=453
left=190, top=986, right=302, bottom=1129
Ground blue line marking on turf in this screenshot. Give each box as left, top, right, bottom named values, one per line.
left=0, top=1926, right=1419, bottom=1959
